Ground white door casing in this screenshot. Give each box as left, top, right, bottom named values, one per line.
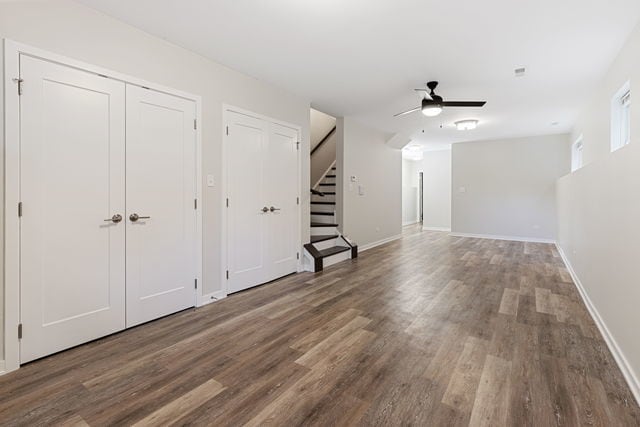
left=125, top=85, right=198, bottom=327
left=225, top=109, right=301, bottom=293
left=19, top=55, right=126, bottom=363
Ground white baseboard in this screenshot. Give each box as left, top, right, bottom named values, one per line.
left=198, top=291, right=227, bottom=307
left=0, top=360, right=5, bottom=376
left=423, top=226, right=451, bottom=232
left=555, top=244, right=640, bottom=405
left=359, top=234, right=402, bottom=252
left=449, top=232, right=555, bottom=244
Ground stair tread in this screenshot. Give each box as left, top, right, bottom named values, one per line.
left=310, top=234, right=339, bottom=243
left=322, top=192, right=336, bottom=195
left=318, top=246, right=350, bottom=258
left=310, top=201, right=336, bottom=205
left=319, top=183, right=335, bottom=186
left=311, top=222, right=338, bottom=227
left=326, top=175, right=336, bottom=178
left=311, top=211, right=334, bottom=216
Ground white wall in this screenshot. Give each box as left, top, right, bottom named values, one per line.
left=557, top=21, right=640, bottom=399
left=337, top=118, right=401, bottom=248
left=402, top=159, right=419, bottom=226
left=419, top=149, right=451, bottom=231
left=452, top=134, right=570, bottom=241
left=0, top=1, right=311, bottom=361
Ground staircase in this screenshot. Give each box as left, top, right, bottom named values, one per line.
left=303, top=165, right=358, bottom=272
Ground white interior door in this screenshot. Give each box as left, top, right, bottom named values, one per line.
left=20, top=55, right=126, bottom=363
left=266, top=123, right=300, bottom=280
left=125, top=85, right=197, bottom=327
left=226, top=110, right=299, bottom=293
left=226, top=111, right=269, bottom=293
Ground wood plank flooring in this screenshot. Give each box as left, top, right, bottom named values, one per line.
left=1, top=226, right=639, bottom=426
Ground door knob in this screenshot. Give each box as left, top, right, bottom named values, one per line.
left=104, top=214, right=123, bottom=223
left=270, top=206, right=281, bottom=212
left=261, top=207, right=269, bottom=213
left=129, top=213, right=151, bottom=222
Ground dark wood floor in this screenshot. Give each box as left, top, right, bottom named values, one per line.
left=1, top=226, right=639, bottom=426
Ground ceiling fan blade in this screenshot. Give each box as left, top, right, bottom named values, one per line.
left=393, top=106, right=421, bottom=117
left=442, top=101, right=486, bottom=107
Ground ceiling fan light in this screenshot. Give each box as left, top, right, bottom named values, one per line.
left=422, top=106, right=442, bottom=117
left=454, top=119, right=478, bottom=130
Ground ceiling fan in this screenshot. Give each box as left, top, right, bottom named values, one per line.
left=394, top=81, right=486, bottom=117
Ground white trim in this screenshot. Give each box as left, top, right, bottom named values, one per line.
left=358, top=234, right=403, bottom=252
left=199, top=291, right=228, bottom=307
left=423, top=226, right=451, bottom=232
left=0, top=360, right=6, bottom=376
left=221, top=105, right=303, bottom=296
left=555, top=244, right=640, bottom=405
left=3, top=39, right=203, bottom=374
left=402, top=220, right=419, bottom=227
left=449, top=232, right=555, bottom=244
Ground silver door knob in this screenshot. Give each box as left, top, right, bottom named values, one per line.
left=104, top=214, right=123, bottom=223
left=129, top=213, right=151, bottom=222
left=261, top=207, right=269, bottom=213
left=270, top=206, right=281, bottom=212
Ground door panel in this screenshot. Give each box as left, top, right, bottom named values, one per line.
left=20, top=55, right=126, bottom=363
left=226, top=111, right=268, bottom=293
left=125, top=85, right=197, bottom=327
left=266, top=123, right=299, bottom=280
left=226, top=111, right=299, bottom=292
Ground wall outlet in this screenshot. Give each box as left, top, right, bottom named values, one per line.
left=350, top=175, right=357, bottom=182
left=206, top=175, right=215, bottom=187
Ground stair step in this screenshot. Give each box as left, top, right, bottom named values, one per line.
left=310, top=234, right=339, bottom=243
left=326, top=175, right=336, bottom=178
left=319, top=183, right=335, bottom=186
left=322, top=191, right=336, bottom=195
left=311, top=211, right=334, bottom=216
left=311, top=222, right=338, bottom=227
left=318, top=246, right=350, bottom=258
left=331, top=167, right=336, bottom=170
left=311, top=201, right=336, bottom=205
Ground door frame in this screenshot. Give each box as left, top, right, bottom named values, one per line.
left=3, top=39, right=203, bottom=374
left=221, top=105, right=303, bottom=296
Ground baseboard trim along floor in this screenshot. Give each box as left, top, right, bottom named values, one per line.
left=556, top=243, right=640, bottom=405
left=449, top=232, right=556, bottom=244
left=358, top=234, right=403, bottom=252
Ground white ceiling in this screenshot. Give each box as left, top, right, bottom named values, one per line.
left=77, top=0, right=640, bottom=147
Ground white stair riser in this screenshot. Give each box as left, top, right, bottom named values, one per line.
left=309, top=204, right=335, bottom=213
left=311, top=214, right=335, bottom=223
left=323, top=250, right=352, bottom=268
left=310, top=226, right=338, bottom=236
left=311, top=238, right=341, bottom=251
left=311, top=195, right=335, bottom=203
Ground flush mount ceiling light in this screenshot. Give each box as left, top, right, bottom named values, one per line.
left=454, top=119, right=479, bottom=130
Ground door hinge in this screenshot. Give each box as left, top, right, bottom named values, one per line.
left=194, top=119, right=197, bottom=130
left=226, top=270, right=229, bottom=280
left=296, top=141, right=300, bottom=150
left=194, top=198, right=198, bottom=210
left=13, top=78, right=23, bottom=95
left=296, top=197, right=299, bottom=205
left=18, top=202, right=23, bottom=217
left=226, top=126, right=229, bottom=136
left=297, top=252, right=300, bottom=260
left=18, top=323, right=22, bottom=339
left=195, top=278, right=198, bottom=289
left=226, top=198, right=229, bottom=208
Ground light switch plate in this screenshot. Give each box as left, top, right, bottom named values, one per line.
left=207, top=175, right=215, bottom=187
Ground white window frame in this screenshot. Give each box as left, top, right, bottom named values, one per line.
left=571, top=135, right=584, bottom=172
left=611, top=81, right=631, bottom=152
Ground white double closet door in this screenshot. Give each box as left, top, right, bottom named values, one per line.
left=226, top=111, right=299, bottom=293
left=19, top=55, right=197, bottom=363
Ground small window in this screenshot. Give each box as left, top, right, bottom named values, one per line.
left=571, top=136, right=583, bottom=172
left=611, top=82, right=631, bottom=152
